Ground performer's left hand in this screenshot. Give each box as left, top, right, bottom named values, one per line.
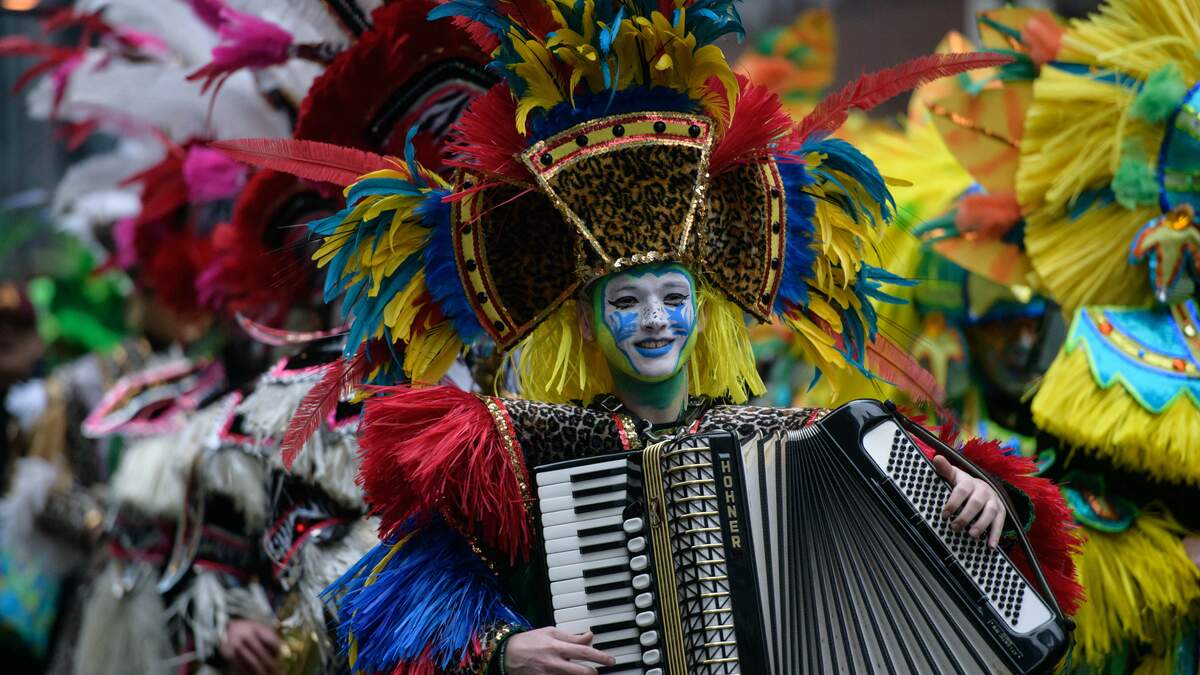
left=932, top=455, right=1006, bottom=548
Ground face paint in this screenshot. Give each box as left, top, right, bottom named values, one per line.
left=592, top=263, right=699, bottom=383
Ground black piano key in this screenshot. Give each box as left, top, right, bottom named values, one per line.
left=578, top=523, right=623, bottom=538
left=585, top=580, right=629, bottom=595
left=586, top=596, right=632, bottom=611
left=596, top=663, right=639, bottom=675
left=590, top=619, right=636, bottom=634
left=573, top=484, right=623, bottom=499
left=580, top=540, right=625, bottom=555
left=571, top=467, right=626, bottom=483
left=594, top=636, right=639, bottom=650
left=583, top=564, right=626, bottom=579
left=575, top=499, right=626, bottom=514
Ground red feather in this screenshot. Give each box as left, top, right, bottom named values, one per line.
left=865, top=333, right=948, bottom=409
left=794, top=52, right=1014, bottom=141
left=358, top=385, right=533, bottom=562
left=280, top=348, right=370, bottom=469
left=445, top=84, right=528, bottom=181
left=209, top=138, right=394, bottom=186
left=709, top=76, right=792, bottom=175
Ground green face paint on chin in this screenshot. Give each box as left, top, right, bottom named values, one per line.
left=590, top=263, right=700, bottom=387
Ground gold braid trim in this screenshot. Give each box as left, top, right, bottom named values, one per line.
left=476, top=395, right=533, bottom=515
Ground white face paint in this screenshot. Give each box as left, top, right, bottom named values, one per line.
left=598, top=267, right=698, bottom=380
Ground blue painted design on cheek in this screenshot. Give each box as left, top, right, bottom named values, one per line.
left=606, top=310, right=639, bottom=343
left=666, top=302, right=694, bottom=339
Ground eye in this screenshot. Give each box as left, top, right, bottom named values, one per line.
left=609, top=295, right=638, bottom=310
left=664, top=292, right=688, bottom=306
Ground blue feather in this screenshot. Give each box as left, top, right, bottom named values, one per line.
left=773, top=157, right=818, bottom=313
left=323, top=518, right=528, bottom=672
left=801, top=137, right=895, bottom=225
left=421, top=189, right=486, bottom=342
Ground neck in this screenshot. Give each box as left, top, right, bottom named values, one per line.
left=611, top=369, right=688, bottom=425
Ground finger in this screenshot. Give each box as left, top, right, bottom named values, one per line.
left=234, top=645, right=269, bottom=675
left=242, top=633, right=277, bottom=672
left=941, top=480, right=972, bottom=518
left=988, top=506, right=1006, bottom=548
left=558, top=643, right=617, bottom=666
left=969, top=501, right=999, bottom=538
left=931, top=455, right=958, bottom=484
left=952, top=491, right=988, bottom=530
left=253, top=626, right=281, bottom=653
left=558, top=630, right=594, bottom=645
left=560, top=663, right=599, bottom=675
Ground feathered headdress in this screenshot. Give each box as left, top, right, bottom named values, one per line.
left=221, top=0, right=1008, bottom=408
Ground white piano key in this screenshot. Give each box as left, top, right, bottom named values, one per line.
left=630, top=555, right=648, bottom=571
left=547, top=554, right=630, bottom=582
left=627, top=536, right=646, bottom=553
left=634, top=592, right=653, bottom=609
left=632, top=574, right=651, bottom=590
left=639, top=631, right=658, bottom=647
left=541, top=504, right=624, bottom=527
left=622, top=517, right=643, bottom=534
left=543, top=513, right=623, bottom=542
left=635, top=611, right=656, bottom=628
left=556, top=608, right=634, bottom=635
left=550, top=570, right=630, bottom=597
left=555, top=600, right=636, bottom=624
left=549, top=545, right=635, bottom=570
left=538, top=473, right=626, bottom=500
left=544, top=529, right=625, bottom=554
left=552, top=586, right=633, bottom=612
left=642, top=649, right=661, bottom=666
left=540, top=491, right=627, bottom=516
left=536, top=458, right=627, bottom=487
left=591, top=626, right=640, bottom=647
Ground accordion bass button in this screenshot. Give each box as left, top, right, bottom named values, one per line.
left=622, top=517, right=643, bottom=534
left=643, top=649, right=661, bottom=666
left=640, top=630, right=658, bottom=647
left=635, top=592, right=653, bottom=609
left=630, top=555, right=648, bottom=571
left=636, top=611, right=656, bottom=628
left=646, top=669, right=663, bottom=675
left=632, top=573, right=651, bottom=590
left=627, top=537, right=646, bottom=553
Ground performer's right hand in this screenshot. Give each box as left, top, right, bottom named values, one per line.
left=504, top=628, right=616, bottom=674
left=218, top=618, right=280, bottom=675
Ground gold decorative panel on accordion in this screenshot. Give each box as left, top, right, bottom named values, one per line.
left=533, top=399, right=1070, bottom=674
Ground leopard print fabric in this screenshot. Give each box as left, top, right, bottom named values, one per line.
left=703, top=163, right=778, bottom=319
left=500, top=398, right=628, bottom=467
left=698, top=404, right=824, bottom=439
left=548, top=143, right=705, bottom=268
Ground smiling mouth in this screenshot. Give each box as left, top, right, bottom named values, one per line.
left=635, top=338, right=673, bottom=349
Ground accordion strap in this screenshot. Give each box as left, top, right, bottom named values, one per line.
left=884, top=402, right=1073, bottom=630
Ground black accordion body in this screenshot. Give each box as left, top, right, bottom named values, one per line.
left=533, top=399, right=1070, bottom=674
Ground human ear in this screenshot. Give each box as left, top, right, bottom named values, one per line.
left=578, top=299, right=595, bottom=342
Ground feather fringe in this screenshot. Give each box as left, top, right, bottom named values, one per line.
left=210, top=138, right=394, bottom=186
left=1069, top=509, right=1200, bottom=669
left=709, top=76, right=793, bottom=175
left=280, top=352, right=366, bottom=469
left=201, top=446, right=270, bottom=531
left=73, top=562, right=174, bottom=675
left=357, top=385, right=531, bottom=560
left=323, top=519, right=526, bottom=674
left=1032, top=345, right=1200, bottom=486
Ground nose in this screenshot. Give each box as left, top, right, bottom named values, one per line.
left=641, top=305, right=668, bottom=332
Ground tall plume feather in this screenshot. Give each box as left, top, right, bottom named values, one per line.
left=794, top=52, right=1014, bottom=142
left=281, top=347, right=369, bottom=469
left=709, top=76, right=792, bottom=175
left=866, top=334, right=949, bottom=412
left=210, top=138, right=394, bottom=186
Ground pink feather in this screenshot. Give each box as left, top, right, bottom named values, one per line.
left=866, top=334, right=948, bottom=410
left=209, top=138, right=394, bottom=186
left=794, top=52, right=1014, bottom=142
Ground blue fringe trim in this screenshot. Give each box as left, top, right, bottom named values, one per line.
left=773, top=157, right=818, bottom=313
left=323, top=519, right=527, bottom=673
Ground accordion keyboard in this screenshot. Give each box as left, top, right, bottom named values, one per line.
left=536, top=456, right=663, bottom=674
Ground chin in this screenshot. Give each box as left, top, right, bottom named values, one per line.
left=625, top=344, right=684, bottom=380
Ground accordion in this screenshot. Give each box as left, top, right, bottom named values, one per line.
left=533, top=399, right=1070, bottom=674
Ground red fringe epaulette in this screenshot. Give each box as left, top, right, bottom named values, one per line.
left=358, top=385, right=532, bottom=562
left=920, top=437, right=1085, bottom=614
